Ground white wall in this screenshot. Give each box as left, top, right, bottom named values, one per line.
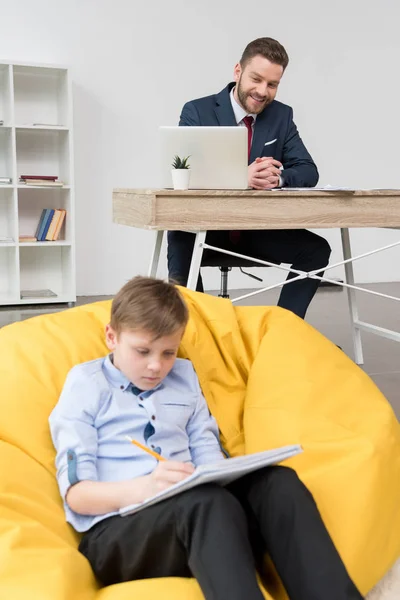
left=1, top=0, right=399, bottom=294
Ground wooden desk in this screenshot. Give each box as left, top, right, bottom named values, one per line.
left=113, top=188, right=400, bottom=364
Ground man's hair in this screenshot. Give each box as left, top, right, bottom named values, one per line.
left=110, top=276, right=189, bottom=337
left=240, top=37, right=289, bottom=71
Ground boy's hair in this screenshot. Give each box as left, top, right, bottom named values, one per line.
left=110, top=276, right=189, bottom=338
left=240, top=37, right=289, bottom=71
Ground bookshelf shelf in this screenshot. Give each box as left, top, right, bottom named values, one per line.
left=19, top=245, right=73, bottom=301
left=15, top=125, right=69, bottom=131
left=17, top=185, right=71, bottom=190
left=19, top=241, right=71, bottom=247
left=18, top=295, right=73, bottom=305
left=18, top=186, right=71, bottom=242
left=13, top=64, right=69, bottom=127
left=16, top=128, right=70, bottom=185
left=0, top=60, right=75, bottom=306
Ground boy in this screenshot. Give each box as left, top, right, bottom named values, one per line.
left=49, top=276, right=363, bottom=600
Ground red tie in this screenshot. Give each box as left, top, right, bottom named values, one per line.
left=242, top=115, right=254, bottom=161
left=229, top=116, right=254, bottom=245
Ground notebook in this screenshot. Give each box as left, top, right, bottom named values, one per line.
left=119, top=444, right=302, bottom=517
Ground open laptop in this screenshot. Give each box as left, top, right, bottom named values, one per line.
left=159, top=126, right=248, bottom=190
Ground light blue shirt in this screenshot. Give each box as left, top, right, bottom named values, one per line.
left=49, top=355, right=224, bottom=532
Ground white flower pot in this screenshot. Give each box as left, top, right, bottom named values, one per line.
left=171, top=169, right=191, bottom=190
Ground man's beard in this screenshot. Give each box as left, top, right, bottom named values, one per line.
left=237, top=77, right=269, bottom=114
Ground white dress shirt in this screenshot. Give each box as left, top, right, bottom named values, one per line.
left=229, top=87, right=257, bottom=127
left=229, top=86, right=283, bottom=187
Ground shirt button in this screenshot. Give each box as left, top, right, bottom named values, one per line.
left=151, top=415, right=156, bottom=420
left=151, top=445, right=155, bottom=449
left=120, top=385, right=124, bottom=390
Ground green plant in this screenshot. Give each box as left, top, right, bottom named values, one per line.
left=172, top=155, right=191, bottom=169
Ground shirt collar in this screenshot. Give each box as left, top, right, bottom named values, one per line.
left=103, top=354, right=131, bottom=391
left=230, top=86, right=257, bottom=125
left=103, top=354, right=164, bottom=395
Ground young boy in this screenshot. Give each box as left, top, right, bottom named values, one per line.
left=49, top=276, right=363, bottom=600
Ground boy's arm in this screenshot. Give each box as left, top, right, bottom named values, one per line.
left=49, top=367, right=193, bottom=516
left=186, top=364, right=225, bottom=466
left=66, top=466, right=193, bottom=515
left=49, top=367, right=100, bottom=504
left=66, top=478, right=155, bottom=515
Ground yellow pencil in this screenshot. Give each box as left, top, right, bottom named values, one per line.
left=125, top=435, right=166, bottom=462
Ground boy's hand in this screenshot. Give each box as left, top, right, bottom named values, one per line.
left=112, top=461, right=195, bottom=509
left=66, top=462, right=196, bottom=514
left=148, top=461, right=195, bottom=495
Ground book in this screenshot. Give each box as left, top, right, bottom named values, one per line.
left=0, top=236, right=14, bottom=243
left=26, top=179, right=64, bottom=187
left=39, top=209, right=55, bottom=241
left=0, top=177, right=12, bottom=184
left=20, top=289, right=57, bottom=299
left=37, top=208, right=50, bottom=240
left=32, top=123, right=63, bottom=127
left=120, top=444, right=302, bottom=517
left=35, top=209, right=47, bottom=239
left=37, top=208, right=52, bottom=241
left=20, top=175, right=59, bottom=181
left=45, top=209, right=62, bottom=241
left=52, top=209, right=66, bottom=241
left=20, top=179, right=64, bottom=187
left=19, top=235, right=37, bottom=243
left=27, top=181, right=64, bottom=187
left=19, top=175, right=64, bottom=187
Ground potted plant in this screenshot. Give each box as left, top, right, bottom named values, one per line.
left=171, top=155, right=191, bottom=190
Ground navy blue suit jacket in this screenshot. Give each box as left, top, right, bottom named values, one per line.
left=179, top=83, right=318, bottom=188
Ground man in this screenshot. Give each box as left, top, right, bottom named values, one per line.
left=167, top=37, right=331, bottom=319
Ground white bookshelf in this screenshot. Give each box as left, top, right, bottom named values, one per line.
left=0, top=61, right=76, bottom=305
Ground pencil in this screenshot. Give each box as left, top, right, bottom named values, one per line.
left=124, top=435, right=166, bottom=462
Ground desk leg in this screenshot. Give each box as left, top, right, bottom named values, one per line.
left=148, top=231, right=164, bottom=278
left=187, top=231, right=206, bottom=290
left=340, top=228, right=364, bottom=365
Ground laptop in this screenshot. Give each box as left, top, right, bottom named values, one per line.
left=159, top=126, right=248, bottom=190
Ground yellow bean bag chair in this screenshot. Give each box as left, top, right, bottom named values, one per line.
left=0, top=288, right=399, bottom=600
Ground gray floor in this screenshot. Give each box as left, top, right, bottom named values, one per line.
left=1, top=282, right=399, bottom=420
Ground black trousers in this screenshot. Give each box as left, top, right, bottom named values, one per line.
left=79, top=466, right=363, bottom=600
left=167, top=229, right=331, bottom=319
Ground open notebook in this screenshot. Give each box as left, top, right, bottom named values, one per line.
left=120, top=444, right=302, bottom=517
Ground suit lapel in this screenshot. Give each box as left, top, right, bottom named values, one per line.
left=250, top=103, right=276, bottom=163
left=214, top=83, right=237, bottom=126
